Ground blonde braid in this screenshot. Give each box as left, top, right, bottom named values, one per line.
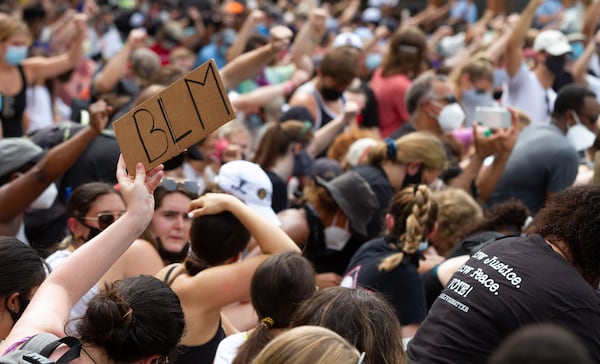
left=402, top=185, right=432, bottom=255
left=378, top=185, right=432, bottom=272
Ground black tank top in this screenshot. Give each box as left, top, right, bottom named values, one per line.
left=163, top=264, right=227, bottom=364
left=1, top=65, right=28, bottom=137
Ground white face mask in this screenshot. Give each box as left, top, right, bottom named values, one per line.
left=568, top=111, right=597, bottom=151
left=324, top=213, right=351, bottom=251
left=30, top=183, right=58, bottom=210
left=433, top=101, right=466, bottom=132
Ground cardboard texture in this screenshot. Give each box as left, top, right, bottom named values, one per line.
left=113, top=59, right=236, bottom=171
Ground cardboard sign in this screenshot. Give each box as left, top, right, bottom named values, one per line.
left=113, top=59, right=236, bottom=171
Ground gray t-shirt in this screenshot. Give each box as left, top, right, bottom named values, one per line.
left=486, top=123, right=578, bottom=214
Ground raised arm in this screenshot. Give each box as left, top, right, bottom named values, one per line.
left=308, top=101, right=359, bottom=157
left=0, top=157, right=163, bottom=349
left=289, top=8, right=327, bottom=68
left=92, top=28, right=147, bottom=95
left=0, top=101, right=112, bottom=223
left=505, top=0, right=543, bottom=77
left=22, top=13, right=87, bottom=83
left=231, top=69, right=309, bottom=110
left=572, top=32, right=599, bottom=85
left=226, top=10, right=267, bottom=62
left=221, top=25, right=292, bottom=90
left=185, top=193, right=300, bottom=308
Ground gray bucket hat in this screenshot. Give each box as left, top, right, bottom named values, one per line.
left=316, top=171, right=379, bottom=236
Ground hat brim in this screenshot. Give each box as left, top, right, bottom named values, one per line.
left=246, top=202, right=281, bottom=227
left=316, top=177, right=368, bottom=236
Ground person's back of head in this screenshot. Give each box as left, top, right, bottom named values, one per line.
left=290, top=287, right=406, bottom=364
left=253, top=121, right=313, bottom=170
left=382, top=25, right=428, bottom=79
left=130, top=48, right=161, bottom=87
left=488, top=323, right=592, bottom=364
left=526, top=184, right=600, bottom=284
left=0, top=237, right=45, bottom=336
left=380, top=184, right=439, bottom=270
left=185, top=207, right=251, bottom=275
left=366, top=131, right=447, bottom=173
left=232, top=252, right=316, bottom=364
left=431, top=188, right=483, bottom=256
left=77, top=275, right=185, bottom=363
left=252, top=326, right=360, bottom=364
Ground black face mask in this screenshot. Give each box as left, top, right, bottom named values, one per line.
left=320, top=86, right=344, bottom=101
left=401, top=165, right=424, bottom=189
left=5, top=295, right=29, bottom=324
left=157, top=239, right=190, bottom=264
left=545, top=55, right=566, bottom=75
left=293, top=150, right=315, bottom=177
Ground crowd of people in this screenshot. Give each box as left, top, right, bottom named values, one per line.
left=1, top=0, right=600, bottom=363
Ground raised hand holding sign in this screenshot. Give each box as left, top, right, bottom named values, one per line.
left=113, top=59, right=236, bottom=172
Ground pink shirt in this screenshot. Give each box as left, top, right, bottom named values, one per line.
left=369, top=69, right=412, bottom=138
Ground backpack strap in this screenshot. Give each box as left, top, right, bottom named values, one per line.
left=20, top=334, right=81, bottom=364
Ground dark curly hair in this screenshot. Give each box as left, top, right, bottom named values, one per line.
left=78, top=275, right=185, bottom=363
left=527, top=185, right=600, bottom=283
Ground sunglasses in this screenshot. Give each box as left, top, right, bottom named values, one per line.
left=161, top=178, right=199, bottom=196
left=431, top=94, right=458, bottom=104
left=81, top=212, right=125, bottom=230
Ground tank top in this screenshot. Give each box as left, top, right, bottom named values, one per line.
left=296, top=82, right=344, bottom=129
left=163, top=264, right=227, bottom=364
left=1, top=65, right=28, bottom=137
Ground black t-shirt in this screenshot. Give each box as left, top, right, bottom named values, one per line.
left=352, top=165, right=393, bottom=238
left=407, top=234, right=600, bottom=364
left=342, top=238, right=427, bottom=325
left=266, top=170, right=288, bottom=213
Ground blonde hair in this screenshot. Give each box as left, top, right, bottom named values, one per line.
left=0, top=17, right=30, bottom=42
left=252, top=326, right=360, bottom=364
left=367, top=131, right=447, bottom=171
left=378, top=184, right=437, bottom=272
left=432, top=188, right=483, bottom=253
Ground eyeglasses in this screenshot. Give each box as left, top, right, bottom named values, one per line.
left=161, top=178, right=199, bottom=196
left=81, top=212, right=125, bottom=230
left=357, top=352, right=366, bottom=364
left=431, top=94, right=457, bottom=104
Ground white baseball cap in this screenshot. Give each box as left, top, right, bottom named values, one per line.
left=215, top=160, right=281, bottom=226
left=332, top=32, right=364, bottom=50
left=533, top=30, right=572, bottom=56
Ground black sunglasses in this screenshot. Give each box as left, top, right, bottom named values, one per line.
left=161, top=178, right=200, bottom=196
left=81, top=212, right=125, bottom=230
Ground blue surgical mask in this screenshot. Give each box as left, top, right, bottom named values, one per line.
left=569, top=42, right=584, bottom=61
left=5, top=45, right=28, bottom=65
left=365, top=53, right=382, bottom=71
left=493, top=68, right=508, bottom=89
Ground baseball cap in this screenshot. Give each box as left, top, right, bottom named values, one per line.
left=312, top=158, right=343, bottom=181
left=215, top=160, right=280, bottom=226
left=361, top=7, right=381, bottom=24
left=533, top=30, right=572, bottom=56
left=316, top=171, right=379, bottom=236
left=332, top=32, right=364, bottom=50
left=0, top=138, right=44, bottom=178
